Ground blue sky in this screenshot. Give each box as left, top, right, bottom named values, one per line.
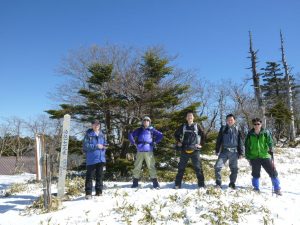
left=1, top=0, right=300, bottom=120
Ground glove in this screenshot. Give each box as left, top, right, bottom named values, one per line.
left=153, top=142, right=157, bottom=150
left=268, top=149, right=274, bottom=158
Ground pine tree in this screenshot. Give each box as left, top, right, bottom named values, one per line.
left=46, top=48, right=208, bottom=179
left=261, top=61, right=285, bottom=106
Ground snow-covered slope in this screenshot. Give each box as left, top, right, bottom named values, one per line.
left=0, top=147, right=299, bottom=225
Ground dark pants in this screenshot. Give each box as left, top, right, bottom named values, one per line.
left=214, top=149, right=238, bottom=184
left=250, top=158, right=278, bottom=179
left=85, top=162, right=104, bottom=195
left=175, top=150, right=205, bottom=186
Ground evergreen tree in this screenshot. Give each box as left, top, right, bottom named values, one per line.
left=261, top=61, right=285, bottom=106
left=46, top=48, right=208, bottom=179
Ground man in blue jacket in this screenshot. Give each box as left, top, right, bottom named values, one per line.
left=128, top=116, right=163, bottom=188
left=83, top=119, right=107, bottom=199
left=214, top=114, right=245, bottom=189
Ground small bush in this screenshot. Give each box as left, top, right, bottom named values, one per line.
left=5, top=183, right=27, bottom=197
left=65, top=176, right=85, bottom=197
left=22, top=195, right=62, bottom=215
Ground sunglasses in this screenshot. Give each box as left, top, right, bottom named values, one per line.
left=253, top=123, right=261, bottom=126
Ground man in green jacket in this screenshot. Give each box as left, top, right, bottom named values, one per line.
left=245, top=118, right=282, bottom=195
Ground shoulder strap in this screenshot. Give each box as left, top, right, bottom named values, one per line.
left=194, top=123, right=198, bottom=133
left=180, top=124, right=186, bottom=142
left=194, top=123, right=201, bottom=145
left=149, top=127, right=154, bottom=139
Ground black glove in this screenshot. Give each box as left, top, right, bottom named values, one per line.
left=152, top=142, right=157, bottom=150
left=268, top=150, right=274, bottom=158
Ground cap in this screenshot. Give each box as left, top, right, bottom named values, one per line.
left=91, top=119, right=100, bottom=125
left=142, top=116, right=151, bottom=122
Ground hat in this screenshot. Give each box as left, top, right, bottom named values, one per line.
left=91, top=119, right=100, bottom=125
left=142, top=116, right=151, bottom=122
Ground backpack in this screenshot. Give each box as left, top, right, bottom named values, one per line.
left=181, top=123, right=201, bottom=145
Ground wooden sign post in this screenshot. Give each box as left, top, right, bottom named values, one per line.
left=57, top=114, right=71, bottom=199
left=35, top=134, right=44, bottom=181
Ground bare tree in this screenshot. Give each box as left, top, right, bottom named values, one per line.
left=0, top=122, right=12, bottom=157
left=248, top=31, right=266, bottom=127
left=280, top=30, right=296, bottom=141
left=25, top=114, right=53, bottom=136
left=229, top=80, right=257, bottom=130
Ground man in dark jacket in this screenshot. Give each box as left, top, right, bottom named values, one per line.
left=128, top=116, right=163, bottom=188
left=245, top=117, right=282, bottom=195
left=214, top=114, right=244, bottom=189
left=174, top=111, right=205, bottom=189
left=83, top=119, right=107, bottom=199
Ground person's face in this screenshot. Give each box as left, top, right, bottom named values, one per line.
left=226, top=116, right=235, bottom=127
left=253, top=121, right=262, bottom=130
left=143, top=119, right=150, bottom=127
left=186, top=113, right=194, bottom=123
left=92, top=123, right=100, bottom=131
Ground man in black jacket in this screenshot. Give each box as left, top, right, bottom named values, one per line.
left=174, top=111, right=205, bottom=189
left=214, top=114, right=244, bottom=189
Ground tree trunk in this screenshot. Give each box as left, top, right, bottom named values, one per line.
left=120, top=127, right=130, bottom=158
left=280, top=30, right=296, bottom=141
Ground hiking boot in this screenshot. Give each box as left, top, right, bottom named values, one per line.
left=131, top=178, right=139, bottom=188
left=198, top=181, right=205, bottom=188
left=215, top=180, right=222, bottom=188
left=85, top=194, right=92, bottom=200
left=174, top=185, right=181, bottom=189
left=253, top=188, right=260, bottom=193
left=152, top=178, right=160, bottom=189
left=274, top=189, right=282, bottom=196
left=95, top=190, right=102, bottom=196
left=228, top=182, right=236, bottom=189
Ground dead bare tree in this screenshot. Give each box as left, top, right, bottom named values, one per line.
left=280, top=30, right=296, bottom=141
left=248, top=31, right=266, bottom=127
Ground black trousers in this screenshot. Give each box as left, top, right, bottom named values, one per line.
left=250, top=158, right=278, bottom=179
left=85, top=162, right=104, bottom=195
left=175, top=150, right=205, bottom=186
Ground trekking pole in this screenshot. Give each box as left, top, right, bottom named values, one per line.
left=270, top=151, right=275, bottom=196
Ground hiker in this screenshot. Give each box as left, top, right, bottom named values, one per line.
left=128, top=116, right=163, bottom=188
left=214, top=114, right=244, bottom=189
left=245, top=117, right=282, bottom=195
left=83, top=119, right=108, bottom=199
left=174, top=111, right=205, bottom=189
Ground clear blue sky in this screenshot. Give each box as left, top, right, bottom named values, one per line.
left=1, top=0, right=300, bottom=120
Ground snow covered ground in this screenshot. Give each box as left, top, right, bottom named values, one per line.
left=0, top=147, right=299, bottom=225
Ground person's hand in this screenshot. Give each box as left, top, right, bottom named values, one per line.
left=177, top=142, right=182, bottom=147
left=97, top=144, right=104, bottom=149
left=195, top=144, right=202, bottom=149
